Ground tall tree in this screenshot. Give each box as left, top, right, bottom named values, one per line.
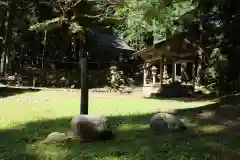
left=114, top=0, right=196, bottom=49
left=0, top=9, right=6, bottom=76
left=30, top=0, right=118, bottom=114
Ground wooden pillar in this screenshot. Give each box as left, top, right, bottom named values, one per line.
left=163, top=60, right=168, bottom=79
left=172, top=62, right=176, bottom=82
left=79, top=35, right=89, bottom=115
left=192, top=62, right=196, bottom=92
left=160, top=58, right=164, bottom=89
left=151, top=66, right=157, bottom=85
left=143, top=63, right=148, bottom=85
left=152, top=73, right=156, bottom=84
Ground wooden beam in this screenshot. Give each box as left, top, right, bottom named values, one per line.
left=133, top=47, right=197, bottom=62
left=145, top=57, right=161, bottom=62
left=143, top=55, right=195, bottom=63
left=133, top=46, right=154, bottom=57
left=169, top=59, right=195, bottom=63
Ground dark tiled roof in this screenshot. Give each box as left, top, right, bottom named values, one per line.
left=87, top=31, right=135, bottom=51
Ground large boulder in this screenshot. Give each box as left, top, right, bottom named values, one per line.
left=70, top=115, right=115, bottom=142
left=150, top=112, right=186, bottom=134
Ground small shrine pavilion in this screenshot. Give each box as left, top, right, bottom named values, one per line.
left=132, top=32, right=201, bottom=97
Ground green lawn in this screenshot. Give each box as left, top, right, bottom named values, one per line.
left=0, top=87, right=239, bottom=160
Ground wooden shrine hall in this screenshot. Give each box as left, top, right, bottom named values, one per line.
left=133, top=33, right=201, bottom=97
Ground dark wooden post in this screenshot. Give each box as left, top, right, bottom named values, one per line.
left=80, top=41, right=89, bottom=114
left=172, top=62, right=176, bottom=82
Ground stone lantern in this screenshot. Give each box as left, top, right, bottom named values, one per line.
left=110, top=66, right=117, bottom=83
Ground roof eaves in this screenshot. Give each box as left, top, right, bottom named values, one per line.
left=132, top=46, right=155, bottom=57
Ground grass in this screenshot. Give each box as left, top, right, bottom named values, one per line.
left=0, top=87, right=240, bottom=160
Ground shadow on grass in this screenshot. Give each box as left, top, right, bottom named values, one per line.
left=0, top=117, right=207, bottom=160
left=174, top=93, right=240, bottom=122
left=1, top=94, right=240, bottom=159
left=0, top=87, right=41, bottom=98
left=145, top=95, right=217, bottom=103
left=172, top=93, right=240, bottom=159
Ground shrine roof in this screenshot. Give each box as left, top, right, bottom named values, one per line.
left=133, top=32, right=201, bottom=62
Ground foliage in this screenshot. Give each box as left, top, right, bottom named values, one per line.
left=114, top=0, right=196, bottom=49
left=189, top=0, right=240, bottom=90
left=29, top=0, right=118, bottom=38
left=205, top=48, right=228, bottom=89
left=0, top=0, right=126, bottom=88
left=0, top=0, right=240, bottom=92
left=115, top=0, right=240, bottom=92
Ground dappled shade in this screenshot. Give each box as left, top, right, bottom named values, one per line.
left=0, top=86, right=41, bottom=98
left=1, top=94, right=240, bottom=159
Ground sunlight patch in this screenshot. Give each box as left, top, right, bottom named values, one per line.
left=198, top=110, right=216, bottom=119
left=199, top=125, right=226, bottom=133
left=119, top=124, right=149, bottom=131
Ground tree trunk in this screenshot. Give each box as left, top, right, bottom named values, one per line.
left=3, top=9, right=14, bottom=75
left=196, top=60, right=204, bottom=85
left=60, top=25, right=69, bottom=60
left=75, top=36, right=80, bottom=71
left=0, top=10, right=6, bottom=76
left=42, top=30, right=47, bottom=69
left=34, top=32, right=41, bottom=67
